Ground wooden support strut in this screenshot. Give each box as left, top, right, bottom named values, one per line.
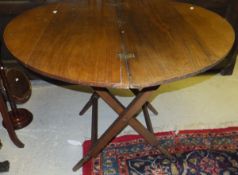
left=79, top=92, right=99, bottom=146
left=130, top=88, right=159, bottom=133
left=91, top=93, right=99, bottom=146
left=79, top=89, right=158, bottom=144
left=92, top=87, right=170, bottom=155
left=73, top=86, right=171, bottom=171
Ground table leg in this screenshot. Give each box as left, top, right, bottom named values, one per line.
left=94, top=87, right=170, bottom=156
left=130, top=89, right=158, bottom=115
left=142, top=105, right=154, bottom=133
left=79, top=92, right=99, bottom=116
left=79, top=92, right=99, bottom=146
left=91, top=94, right=98, bottom=146
left=73, top=86, right=171, bottom=171
left=0, top=94, right=24, bottom=148
left=79, top=88, right=158, bottom=136
left=130, top=88, right=158, bottom=133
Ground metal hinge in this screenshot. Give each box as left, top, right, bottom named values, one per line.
left=118, top=53, right=136, bottom=60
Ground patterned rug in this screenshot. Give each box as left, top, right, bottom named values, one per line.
left=83, top=127, right=238, bottom=175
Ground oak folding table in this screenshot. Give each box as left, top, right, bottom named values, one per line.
left=3, top=0, right=234, bottom=171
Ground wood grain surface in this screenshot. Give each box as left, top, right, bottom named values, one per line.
left=4, top=0, right=235, bottom=89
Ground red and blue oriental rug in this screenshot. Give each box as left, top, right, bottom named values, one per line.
left=83, top=127, right=238, bottom=175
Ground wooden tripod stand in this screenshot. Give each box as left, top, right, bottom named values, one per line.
left=0, top=60, right=33, bottom=148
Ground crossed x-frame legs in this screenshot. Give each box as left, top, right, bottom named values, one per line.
left=73, top=86, right=171, bottom=171
left=79, top=88, right=158, bottom=145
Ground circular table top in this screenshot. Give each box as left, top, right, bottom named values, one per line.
left=4, top=0, right=235, bottom=89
